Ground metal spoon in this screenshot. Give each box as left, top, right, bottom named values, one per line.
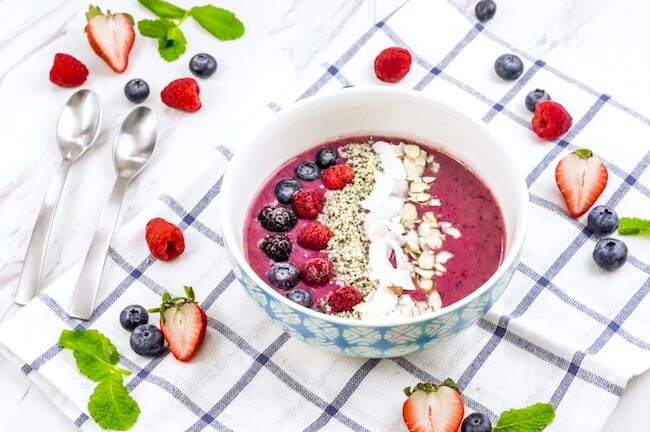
left=68, top=106, right=158, bottom=320
left=15, top=90, right=102, bottom=305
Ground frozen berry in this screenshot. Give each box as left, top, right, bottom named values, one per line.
left=587, top=205, right=619, bottom=235
left=474, top=0, right=496, bottom=22
left=328, top=286, right=362, bottom=313
left=297, top=222, right=333, bottom=250
left=161, top=78, right=201, bottom=112
left=49, top=53, right=89, bottom=87
left=119, top=305, right=148, bottom=331
left=189, top=53, right=217, bottom=78
left=260, top=234, right=293, bottom=261
left=145, top=218, right=185, bottom=261
left=494, top=54, right=524, bottom=80
left=374, top=47, right=412, bottom=83
left=266, top=262, right=300, bottom=290
left=593, top=238, right=627, bottom=271
left=315, top=148, right=338, bottom=169
left=257, top=206, right=298, bottom=232
left=461, top=413, right=492, bottom=432
left=130, top=324, right=164, bottom=357
left=525, top=88, right=551, bottom=113
left=124, top=78, right=150, bottom=103
left=531, top=101, right=572, bottom=140
left=295, top=161, right=321, bottom=181
left=322, top=164, right=355, bottom=190
left=292, top=188, right=325, bottom=219
left=274, top=179, right=302, bottom=204
left=287, top=288, right=312, bottom=308
left=301, top=258, right=334, bottom=286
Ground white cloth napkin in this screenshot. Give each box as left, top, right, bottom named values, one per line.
left=2, top=0, right=650, bottom=431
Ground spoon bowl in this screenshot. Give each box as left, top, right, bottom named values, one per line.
left=57, top=89, right=102, bottom=161
left=113, top=106, right=158, bottom=179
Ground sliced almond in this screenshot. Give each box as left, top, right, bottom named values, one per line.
left=434, top=262, right=447, bottom=273
left=403, top=158, right=425, bottom=178
left=418, top=251, right=435, bottom=270
left=386, top=285, right=403, bottom=296
left=415, top=193, right=431, bottom=203
left=436, top=251, right=454, bottom=264
left=429, top=198, right=441, bottom=207
left=417, top=223, right=431, bottom=237
left=405, top=230, right=420, bottom=250
left=400, top=202, right=417, bottom=221
left=422, top=176, right=436, bottom=183
left=414, top=267, right=435, bottom=279
left=428, top=290, right=442, bottom=310
left=403, top=144, right=421, bottom=159
left=425, top=233, right=443, bottom=250
left=430, top=161, right=441, bottom=173
left=418, top=237, right=430, bottom=251
left=416, top=276, right=434, bottom=292
left=415, top=155, right=427, bottom=167
left=409, top=182, right=429, bottom=193
left=427, top=154, right=434, bottom=163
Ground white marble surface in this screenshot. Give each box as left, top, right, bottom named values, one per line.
left=0, top=0, right=649, bottom=430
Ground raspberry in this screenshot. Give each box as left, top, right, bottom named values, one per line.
left=374, top=47, right=412, bottom=83
left=328, top=286, right=363, bottom=313
left=257, top=206, right=298, bottom=232
left=292, top=188, right=325, bottom=219
left=49, top=53, right=89, bottom=87
left=322, top=164, right=355, bottom=190
left=161, top=78, right=201, bottom=112
left=260, top=234, right=293, bottom=261
left=297, top=222, right=333, bottom=250
left=301, top=258, right=334, bottom=286
left=145, top=218, right=185, bottom=261
left=531, top=101, right=572, bottom=141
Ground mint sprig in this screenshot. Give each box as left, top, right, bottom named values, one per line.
left=493, top=403, right=555, bottom=432
left=137, top=0, right=245, bottom=61
left=59, top=329, right=140, bottom=430
left=619, top=217, right=650, bottom=236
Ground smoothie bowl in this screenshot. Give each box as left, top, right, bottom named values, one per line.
left=220, top=88, right=528, bottom=358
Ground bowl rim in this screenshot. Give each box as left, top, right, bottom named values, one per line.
left=220, top=86, right=528, bottom=328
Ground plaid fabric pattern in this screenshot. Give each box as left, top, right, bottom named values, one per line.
left=2, top=0, right=649, bottom=430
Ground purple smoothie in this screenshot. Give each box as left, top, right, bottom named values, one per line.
left=244, top=137, right=505, bottom=311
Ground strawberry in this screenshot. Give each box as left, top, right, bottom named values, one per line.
left=85, top=6, right=135, bottom=73
left=402, top=380, right=464, bottom=432
left=555, top=148, right=608, bottom=218
left=149, top=287, right=207, bottom=362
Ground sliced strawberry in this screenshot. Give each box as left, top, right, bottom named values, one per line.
left=85, top=5, right=134, bottom=73
left=402, top=380, right=464, bottom=432
left=555, top=148, right=608, bottom=218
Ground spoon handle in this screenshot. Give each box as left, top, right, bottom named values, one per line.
left=68, top=176, right=129, bottom=320
left=15, top=159, right=72, bottom=305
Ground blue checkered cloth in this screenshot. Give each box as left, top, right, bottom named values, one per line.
left=2, top=0, right=650, bottom=430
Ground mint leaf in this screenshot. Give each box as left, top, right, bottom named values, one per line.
left=139, top=0, right=187, bottom=19
left=190, top=5, right=245, bottom=40
left=619, top=217, right=650, bottom=236
left=494, top=403, right=555, bottom=432
left=59, top=329, right=130, bottom=382
left=158, top=26, right=187, bottom=61
left=88, top=374, right=140, bottom=431
left=138, top=18, right=175, bottom=38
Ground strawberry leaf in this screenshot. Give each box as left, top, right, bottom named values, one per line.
left=189, top=5, right=245, bottom=40
left=493, top=403, right=555, bottom=432
left=138, top=0, right=187, bottom=19
left=88, top=374, right=140, bottom=431
left=86, top=5, right=103, bottom=21
left=619, top=217, right=650, bottom=236
left=59, top=329, right=130, bottom=382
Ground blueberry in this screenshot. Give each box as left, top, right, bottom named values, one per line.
left=287, top=288, right=312, bottom=307
left=124, top=78, right=150, bottom=103
left=274, top=179, right=302, bottom=204
left=189, top=53, right=217, bottom=78
left=315, top=148, right=339, bottom=169
left=295, top=161, right=321, bottom=181
left=258, top=206, right=298, bottom=232
left=593, top=238, right=628, bottom=271
left=130, top=324, right=164, bottom=356
left=474, top=0, right=496, bottom=22
left=266, top=262, right=300, bottom=290
left=587, top=205, right=619, bottom=235
left=494, top=54, right=524, bottom=81
left=260, top=234, right=293, bottom=261
left=525, top=89, right=551, bottom=112
left=119, top=305, right=149, bottom=331
left=461, top=413, right=492, bottom=432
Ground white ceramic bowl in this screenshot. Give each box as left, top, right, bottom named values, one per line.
left=220, top=87, right=528, bottom=358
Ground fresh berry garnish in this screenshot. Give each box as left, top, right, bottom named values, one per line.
left=260, top=234, right=293, bottom=261
left=532, top=101, right=572, bottom=140
left=49, top=53, right=89, bottom=87
left=124, top=78, right=150, bottom=103
left=274, top=179, right=302, bottom=204
left=145, top=218, right=185, bottom=261
left=494, top=53, right=524, bottom=81
left=292, top=188, right=325, bottom=219
left=461, top=413, right=492, bottom=432
left=119, top=305, right=149, bottom=331
left=297, top=222, right=333, bottom=250
left=555, top=149, right=608, bottom=217
left=85, top=6, right=134, bottom=73
left=525, top=89, right=551, bottom=113
left=315, top=148, right=339, bottom=169
left=593, top=238, right=628, bottom=271
left=130, top=324, right=164, bottom=357
left=301, top=257, right=334, bottom=286
left=161, top=78, right=202, bottom=112
left=403, top=380, right=464, bottom=432
left=328, top=286, right=362, bottom=313
left=322, top=164, right=355, bottom=190
left=374, top=47, right=412, bottom=83
left=266, top=262, right=301, bottom=290
left=189, top=53, right=217, bottom=78
left=474, top=0, right=496, bottom=22
left=149, top=287, right=207, bottom=362
left=286, top=288, right=312, bottom=308
left=257, top=206, right=298, bottom=232
left=587, top=205, right=619, bottom=235
left=295, top=161, right=321, bottom=181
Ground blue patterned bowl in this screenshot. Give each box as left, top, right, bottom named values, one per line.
left=221, top=88, right=528, bottom=358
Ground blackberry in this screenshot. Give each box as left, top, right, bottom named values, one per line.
left=260, top=234, right=293, bottom=261
left=257, top=206, right=298, bottom=232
